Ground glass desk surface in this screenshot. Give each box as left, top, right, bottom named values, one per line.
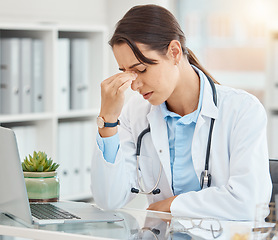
left=0, top=206, right=266, bottom=240
left=0, top=206, right=174, bottom=240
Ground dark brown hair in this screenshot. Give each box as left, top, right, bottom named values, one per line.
left=109, top=4, right=218, bottom=84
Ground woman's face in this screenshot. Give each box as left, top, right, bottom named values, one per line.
left=113, top=43, right=180, bottom=105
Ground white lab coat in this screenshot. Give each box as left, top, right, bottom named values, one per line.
left=91, top=76, right=272, bottom=221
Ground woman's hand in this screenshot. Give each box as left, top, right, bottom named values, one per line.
left=147, top=196, right=178, bottom=213
left=98, top=72, right=137, bottom=137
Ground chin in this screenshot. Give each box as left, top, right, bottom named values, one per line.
left=147, top=98, right=164, bottom=106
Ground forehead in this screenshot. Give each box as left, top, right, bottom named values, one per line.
left=113, top=43, right=138, bottom=66
left=112, top=43, right=160, bottom=69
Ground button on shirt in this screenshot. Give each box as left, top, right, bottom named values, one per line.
left=96, top=66, right=204, bottom=195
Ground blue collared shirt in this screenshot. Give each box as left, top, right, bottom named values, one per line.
left=159, top=67, right=204, bottom=194
left=96, top=66, right=204, bottom=195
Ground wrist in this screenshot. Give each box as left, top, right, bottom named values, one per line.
left=97, top=116, right=120, bottom=129
left=98, top=127, right=118, bottom=138
left=98, top=113, right=119, bottom=123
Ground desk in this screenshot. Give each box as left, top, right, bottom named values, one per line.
left=0, top=207, right=172, bottom=240
left=0, top=207, right=270, bottom=240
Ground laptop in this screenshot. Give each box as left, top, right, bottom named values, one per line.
left=0, top=126, right=123, bottom=225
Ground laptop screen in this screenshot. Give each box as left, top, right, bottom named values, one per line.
left=0, top=127, right=33, bottom=224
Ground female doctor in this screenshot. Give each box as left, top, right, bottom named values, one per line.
left=91, top=4, right=272, bottom=220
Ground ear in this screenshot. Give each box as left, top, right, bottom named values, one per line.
left=167, top=40, right=182, bottom=65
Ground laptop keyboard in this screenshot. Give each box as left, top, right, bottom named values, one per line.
left=30, top=203, right=81, bottom=220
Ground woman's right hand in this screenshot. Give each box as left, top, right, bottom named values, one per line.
left=98, top=72, right=137, bottom=137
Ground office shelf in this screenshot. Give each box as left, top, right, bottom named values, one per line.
left=0, top=22, right=108, bottom=200
left=57, top=109, right=99, bottom=120
left=0, top=112, right=53, bottom=123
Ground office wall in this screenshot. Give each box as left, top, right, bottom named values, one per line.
left=0, top=0, right=175, bottom=76
left=0, top=0, right=174, bottom=27
left=0, top=0, right=106, bottom=24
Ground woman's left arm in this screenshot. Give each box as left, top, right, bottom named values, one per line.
left=149, top=94, right=272, bottom=220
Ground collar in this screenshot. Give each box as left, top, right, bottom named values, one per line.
left=150, top=66, right=218, bottom=121
left=197, top=69, right=218, bottom=120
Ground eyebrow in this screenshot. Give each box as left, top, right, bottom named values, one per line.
left=119, top=62, right=143, bottom=71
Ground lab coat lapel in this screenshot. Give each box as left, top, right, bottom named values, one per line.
left=144, top=75, right=218, bottom=192
left=192, top=76, right=218, bottom=178
left=147, top=106, right=172, bottom=190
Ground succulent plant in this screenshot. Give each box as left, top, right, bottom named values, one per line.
left=22, top=151, right=59, bottom=172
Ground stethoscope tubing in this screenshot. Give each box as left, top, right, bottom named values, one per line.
left=135, top=126, right=163, bottom=194
left=136, top=155, right=162, bottom=194
left=132, top=74, right=217, bottom=195
left=204, top=76, right=217, bottom=171
left=136, top=126, right=150, bottom=156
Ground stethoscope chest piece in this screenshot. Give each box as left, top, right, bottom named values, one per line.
left=200, top=170, right=212, bottom=189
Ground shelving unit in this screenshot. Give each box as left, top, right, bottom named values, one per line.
left=266, top=28, right=278, bottom=159
left=0, top=23, right=108, bottom=200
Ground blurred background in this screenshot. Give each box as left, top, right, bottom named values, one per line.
left=177, top=0, right=277, bottom=102
left=0, top=0, right=275, bottom=94
left=0, top=0, right=277, bottom=204
left=0, top=0, right=275, bottom=100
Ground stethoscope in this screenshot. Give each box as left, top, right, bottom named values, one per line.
left=131, top=75, right=217, bottom=195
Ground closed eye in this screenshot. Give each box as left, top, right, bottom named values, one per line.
left=138, top=69, right=147, bottom=73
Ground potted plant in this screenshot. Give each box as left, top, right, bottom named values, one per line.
left=22, top=151, right=60, bottom=202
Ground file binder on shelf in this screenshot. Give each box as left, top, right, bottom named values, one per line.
left=11, top=125, right=37, bottom=162
left=58, top=122, right=72, bottom=198
left=57, top=38, right=70, bottom=112
left=0, top=38, right=21, bottom=114
left=32, top=39, right=44, bottom=113
left=58, top=120, right=94, bottom=199
left=70, top=38, right=90, bottom=110
left=20, top=38, right=32, bottom=114
left=82, top=120, right=95, bottom=194
left=70, top=121, right=83, bottom=196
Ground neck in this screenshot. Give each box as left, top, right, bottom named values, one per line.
left=166, top=60, right=200, bottom=116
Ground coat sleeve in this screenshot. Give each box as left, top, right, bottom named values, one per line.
left=90, top=101, right=139, bottom=210
left=170, top=95, right=272, bottom=221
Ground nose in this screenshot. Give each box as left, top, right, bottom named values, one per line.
left=131, top=77, right=143, bottom=92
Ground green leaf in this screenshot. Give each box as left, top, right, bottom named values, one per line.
left=22, top=162, right=27, bottom=171
left=37, top=165, right=44, bottom=172
left=28, top=165, right=35, bottom=171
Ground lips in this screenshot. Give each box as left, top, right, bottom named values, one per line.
left=142, top=91, right=153, bottom=100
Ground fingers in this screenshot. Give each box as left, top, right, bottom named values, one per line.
left=111, top=72, right=137, bottom=93
left=101, top=72, right=137, bottom=96
left=99, top=72, right=138, bottom=119
left=103, top=73, right=122, bottom=85
left=118, top=79, right=133, bottom=94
